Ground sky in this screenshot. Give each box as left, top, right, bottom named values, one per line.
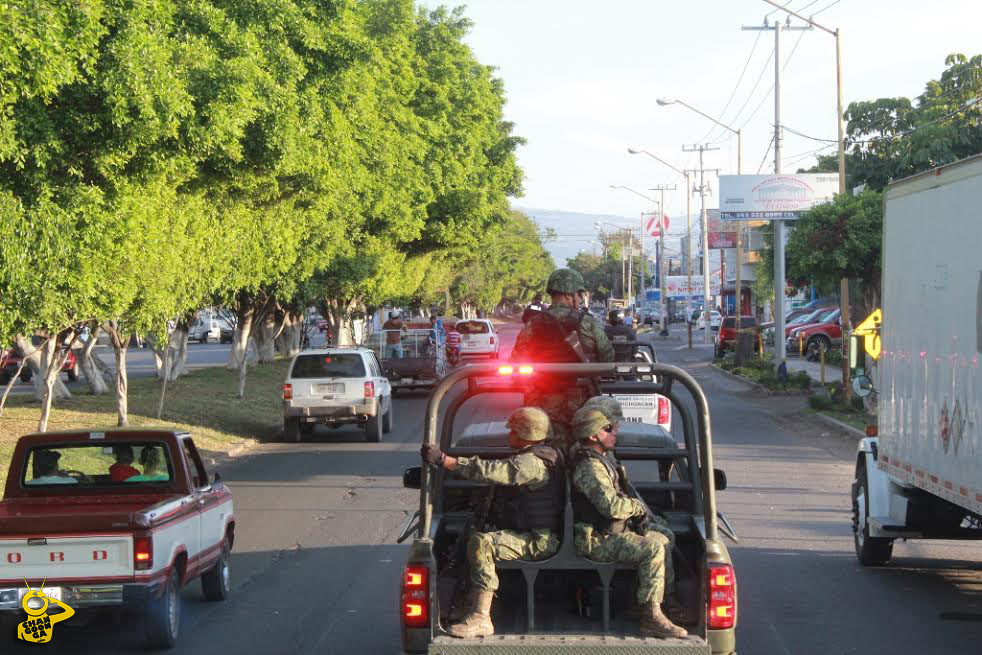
left=418, top=0, right=981, bottom=257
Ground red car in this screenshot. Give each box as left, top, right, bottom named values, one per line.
left=787, top=309, right=842, bottom=360
left=0, top=347, right=79, bottom=385
left=714, top=316, right=758, bottom=357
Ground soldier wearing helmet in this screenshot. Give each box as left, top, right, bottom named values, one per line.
left=605, top=309, right=639, bottom=362
left=511, top=268, right=614, bottom=443
left=421, top=407, right=564, bottom=638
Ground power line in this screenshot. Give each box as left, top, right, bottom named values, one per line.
left=738, top=28, right=808, bottom=131
left=695, top=29, right=763, bottom=144
left=756, top=135, right=776, bottom=174
left=812, top=0, right=841, bottom=17
left=729, top=45, right=775, bottom=128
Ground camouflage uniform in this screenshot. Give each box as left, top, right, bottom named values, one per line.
left=452, top=408, right=561, bottom=592
left=569, top=405, right=675, bottom=606
left=511, top=304, right=614, bottom=442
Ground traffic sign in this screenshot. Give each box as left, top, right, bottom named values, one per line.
left=853, top=308, right=882, bottom=360
left=646, top=214, right=670, bottom=237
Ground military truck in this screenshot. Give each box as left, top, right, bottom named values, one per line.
left=398, top=362, right=738, bottom=654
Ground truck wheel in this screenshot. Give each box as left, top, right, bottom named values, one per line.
left=382, top=398, right=393, bottom=433
left=201, top=538, right=231, bottom=602
left=852, top=459, right=894, bottom=566
left=145, top=568, right=181, bottom=649
left=284, top=417, right=302, bottom=443
left=366, top=411, right=383, bottom=443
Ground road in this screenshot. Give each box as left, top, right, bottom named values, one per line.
left=9, top=323, right=981, bottom=653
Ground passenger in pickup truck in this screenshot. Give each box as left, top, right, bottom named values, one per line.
left=127, top=447, right=169, bottom=482
left=27, top=450, right=77, bottom=485
left=421, top=407, right=564, bottom=639
left=570, top=405, right=687, bottom=639
left=109, top=445, right=141, bottom=482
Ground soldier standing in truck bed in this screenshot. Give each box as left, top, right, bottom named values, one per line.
left=510, top=268, right=614, bottom=443
left=421, top=407, right=565, bottom=638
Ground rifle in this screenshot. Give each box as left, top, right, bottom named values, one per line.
left=617, top=465, right=695, bottom=578
left=445, top=485, right=495, bottom=620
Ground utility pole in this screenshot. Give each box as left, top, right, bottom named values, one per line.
left=761, top=0, right=850, bottom=398
left=743, top=17, right=809, bottom=373
left=686, top=172, right=693, bottom=348
left=650, top=184, right=676, bottom=336
left=627, top=230, right=633, bottom=302
left=683, top=144, right=720, bottom=345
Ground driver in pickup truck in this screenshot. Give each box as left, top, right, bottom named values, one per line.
left=570, top=404, right=687, bottom=639
left=28, top=450, right=77, bottom=485
left=421, top=407, right=564, bottom=639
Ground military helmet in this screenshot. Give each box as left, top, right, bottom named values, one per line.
left=608, top=309, right=624, bottom=325
left=581, top=396, right=625, bottom=424
left=546, top=268, right=586, bottom=295
left=572, top=405, right=617, bottom=441
left=506, top=407, right=553, bottom=442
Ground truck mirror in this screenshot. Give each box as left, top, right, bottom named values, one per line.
left=852, top=374, right=874, bottom=398
left=713, top=468, right=727, bottom=491
left=403, top=466, right=422, bottom=490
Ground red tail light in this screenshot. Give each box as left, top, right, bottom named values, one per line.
left=402, top=565, right=429, bottom=628
left=657, top=397, right=670, bottom=425
left=282, top=384, right=293, bottom=401
left=707, top=563, right=736, bottom=629
left=364, top=381, right=375, bottom=398
left=517, top=365, right=533, bottom=375
left=133, top=536, right=153, bottom=571
left=497, top=365, right=514, bottom=376
left=489, top=335, right=495, bottom=345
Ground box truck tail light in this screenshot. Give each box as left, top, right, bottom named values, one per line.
left=707, top=563, right=735, bottom=629
left=134, top=536, right=153, bottom=571
left=282, top=384, right=292, bottom=401
left=658, top=397, right=670, bottom=425
left=402, top=565, right=429, bottom=628
left=364, top=381, right=375, bottom=399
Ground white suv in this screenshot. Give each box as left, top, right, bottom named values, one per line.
left=455, top=319, right=499, bottom=359
left=282, top=348, right=393, bottom=443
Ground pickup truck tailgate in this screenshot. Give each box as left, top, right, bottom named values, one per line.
left=430, top=634, right=711, bottom=654
left=0, top=534, right=133, bottom=581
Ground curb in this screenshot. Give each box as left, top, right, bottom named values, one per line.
left=814, top=412, right=866, bottom=440
left=709, top=363, right=772, bottom=394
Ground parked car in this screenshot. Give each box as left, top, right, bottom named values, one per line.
left=697, top=310, right=722, bottom=331
left=788, top=309, right=842, bottom=360
left=455, top=319, right=499, bottom=359
left=282, top=347, right=393, bottom=443
left=715, top=316, right=759, bottom=358
left=0, top=346, right=78, bottom=385
left=189, top=317, right=225, bottom=343
left=0, top=429, right=234, bottom=649
left=219, top=323, right=235, bottom=344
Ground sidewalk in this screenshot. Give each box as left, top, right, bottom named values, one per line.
left=785, top=355, right=841, bottom=385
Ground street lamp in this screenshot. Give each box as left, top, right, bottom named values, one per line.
left=627, top=149, right=701, bottom=345
left=656, top=97, right=746, bottom=330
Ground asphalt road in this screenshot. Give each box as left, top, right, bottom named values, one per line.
left=8, top=322, right=981, bottom=653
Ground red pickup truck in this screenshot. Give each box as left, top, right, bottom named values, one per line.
left=0, top=429, right=234, bottom=648
left=0, top=347, right=79, bottom=385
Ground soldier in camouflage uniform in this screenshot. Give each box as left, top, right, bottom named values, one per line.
left=511, top=268, right=614, bottom=443
left=421, top=407, right=564, bottom=638
left=569, top=403, right=688, bottom=639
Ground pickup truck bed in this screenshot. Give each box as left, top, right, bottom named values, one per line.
left=430, top=634, right=710, bottom=654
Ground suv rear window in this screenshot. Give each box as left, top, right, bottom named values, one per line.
left=291, top=354, right=366, bottom=378
left=456, top=321, right=490, bottom=334
left=721, top=317, right=757, bottom=328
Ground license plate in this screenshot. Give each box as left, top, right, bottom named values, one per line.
left=463, top=335, right=472, bottom=341
left=314, top=383, right=343, bottom=393
left=614, top=394, right=656, bottom=409
left=400, top=378, right=413, bottom=384
left=20, top=587, right=62, bottom=602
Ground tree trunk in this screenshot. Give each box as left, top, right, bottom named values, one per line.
left=321, top=299, right=360, bottom=346
left=103, top=322, right=130, bottom=426
left=13, top=335, right=70, bottom=402
left=252, top=311, right=278, bottom=363
left=153, top=322, right=190, bottom=382
left=0, top=356, right=27, bottom=417
left=275, top=311, right=303, bottom=358
left=157, top=345, right=169, bottom=420
left=79, top=326, right=110, bottom=395
left=37, top=332, right=78, bottom=432
left=227, top=303, right=256, bottom=371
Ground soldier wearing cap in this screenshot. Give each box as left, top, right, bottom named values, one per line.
left=511, top=268, right=614, bottom=443
left=421, top=407, right=564, bottom=638
left=569, top=402, right=687, bottom=639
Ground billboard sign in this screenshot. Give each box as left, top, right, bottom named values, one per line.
left=708, top=231, right=738, bottom=249
left=719, top=173, right=839, bottom=220
left=665, top=274, right=721, bottom=299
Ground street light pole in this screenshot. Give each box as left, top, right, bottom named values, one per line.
left=650, top=184, right=676, bottom=336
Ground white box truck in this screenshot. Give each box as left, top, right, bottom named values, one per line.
left=851, top=154, right=982, bottom=566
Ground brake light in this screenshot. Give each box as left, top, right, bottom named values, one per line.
left=489, top=335, right=495, bottom=345
left=518, top=365, right=533, bottom=375
left=133, top=536, right=153, bottom=571
left=657, top=397, right=670, bottom=425
left=402, top=565, right=429, bottom=628
left=497, top=365, right=514, bottom=375
left=707, top=563, right=736, bottom=629
left=364, top=381, right=375, bottom=398
left=282, top=384, right=292, bottom=401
